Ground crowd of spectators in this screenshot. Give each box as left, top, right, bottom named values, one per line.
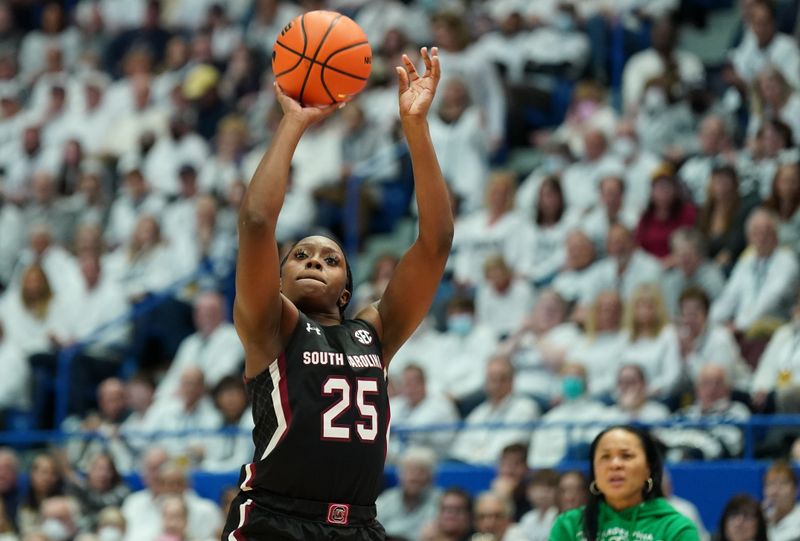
left=2, top=0, right=800, bottom=540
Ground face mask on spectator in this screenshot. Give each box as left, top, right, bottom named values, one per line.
left=41, top=519, right=71, bottom=541
left=562, top=376, right=585, bottom=401
left=98, top=527, right=124, bottom=541
left=447, top=314, right=474, bottom=337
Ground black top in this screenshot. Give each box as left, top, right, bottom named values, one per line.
left=241, top=312, right=389, bottom=505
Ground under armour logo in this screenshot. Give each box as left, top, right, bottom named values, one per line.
left=326, top=503, right=350, bottom=525
left=353, top=329, right=372, bottom=345
left=306, top=323, right=321, bottom=335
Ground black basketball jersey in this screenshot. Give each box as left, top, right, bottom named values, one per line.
left=239, top=312, right=390, bottom=505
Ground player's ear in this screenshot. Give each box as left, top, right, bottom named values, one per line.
left=338, top=288, right=351, bottom=308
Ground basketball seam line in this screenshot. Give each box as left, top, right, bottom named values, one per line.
left=319, top=40, right=372, bottom=101
left=299, top=14, right=341, bottom=104
left=273, top=22, right=308, bottom=77
left=274, top=40, right=370, bottom=81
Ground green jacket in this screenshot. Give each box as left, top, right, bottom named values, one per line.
left=548, top=497, right=700, bottom=541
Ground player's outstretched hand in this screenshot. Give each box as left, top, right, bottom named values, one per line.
left=274, top=82, right=341, bottom=128
left=396, top=46, right=440, bottom=121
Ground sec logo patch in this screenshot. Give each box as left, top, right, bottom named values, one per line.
left=353, top=329, right=372, bottom=345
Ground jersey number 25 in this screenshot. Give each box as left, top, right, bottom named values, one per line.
left=321, top=376, right=379, bottom=442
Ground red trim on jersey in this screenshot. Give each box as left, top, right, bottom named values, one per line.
left=228, top=498, right=253, bottom=541
left=240, top=463, right=255, bottom=492
left=384, top=387, right=392, bottom=461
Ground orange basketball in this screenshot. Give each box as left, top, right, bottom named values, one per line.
left=272, top=10, right=372, bottom=106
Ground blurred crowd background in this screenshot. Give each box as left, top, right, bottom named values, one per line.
left=1, top=0, right=800, bottom=540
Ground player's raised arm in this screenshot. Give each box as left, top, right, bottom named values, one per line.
left=358, top=47, right=454, bottom=363
left=234, top=88, right=339, bottom=376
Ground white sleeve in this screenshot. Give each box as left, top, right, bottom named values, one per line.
left=750, top=326, right=789, bottom=393
left=709, top=262, right=745, bottom=324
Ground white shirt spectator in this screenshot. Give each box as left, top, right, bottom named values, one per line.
left=622, top=49, right=705, bottom=111
left=569, top=331, right=628, bottom=398
left=390, top=391, right=459, bottom=461
left=154, top=323, right=244, bottom=405
left=104, top=192, right=167, bottom=248
left=662, top=262, right=726, bottom=316
left=475, top=277, right=535, bottom=339
left=142, top=133, right=209, bottom=197
left=288, top=122, right=343, bottom=193
left=473, top=27, right=531, bottom=84
left=769, top=504, right=800, bottom=541
left=355, top=0, right=431, bottom=47
left=0, top=336, right=29, bottom=409
left=527, top=398, right=611, bottom=467
left=449, top=394, right=540, bottom=465
left=423, top=325, right=498, bottom=400
left=658, top=398, right=751, bottom=459
left=709, top=247, right=799, bottom=330
left=450, top=210, right=527, bottom=287
left=243, top=1, right=302, bottom=53
left=583, top=250, right=663, bottom=304
left=510, top=323, right=581, bottom=400
left=72, top=273, right=130, bottom=353
left=620, top=325, right=683, bottom=398
left=580, top=204, right=640, bottom=255
left=0, top=204, right=25, bottom=286
left=0, top=290, right=76, bottom=356
left=201, top=408, right=255, bottom=473
left=149, top=396, right=223, bottom=459
left=428, top=105, right=490, bottom=212
left=123, top=488, right=222, bottom=541
left=517, top=215, right=578, bottom=284
left=552, top=266, right=597, bottom=305
left=506, top=507, right=558, bottom=541
left=519, top=25, right=591, bottom=77
left=7, top=245, right=84, bottom=306
left=98, top=0, right=146, bottom=31
left=751, top=321, right=800, bottom=394
left=747, top=92, right=800, bottom=144
left=560, top=154, right=625, bottom=216
left=683, top=324, right=750, bottom=389
left=730, top=30, right=800, bottom=89
left=104, top=243, right=179, bottom=299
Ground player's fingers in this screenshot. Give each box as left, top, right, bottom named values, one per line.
left=395, top=66, right=409, bottom=94
left=402, top=54, right=419, bottom=80
left=430, top=47, right=441, bottom=80
left=420, top=47, right=432, bottom=75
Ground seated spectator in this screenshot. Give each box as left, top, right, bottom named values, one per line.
left=748, top=66, right=800, bottom=144
left=155, top=495, right=191, bottom=541
left=678, top=115, right=735, bottom=206
left=118, top=373, right=157, bottom=463
left=471, top=491, right=514, bottom=541
left=619, top=283, right=682, bottom=399
left=662, top=228, right=726, bottom=316
left=38, top=496, right=82, bottom=541
left=677, top=287, right=751, bottom=395
left=507, top=469, right=560, bottom=541
left=389, top=364, right=459, bottom=462
left=762, top=161, right=800, bottom=254
left=622, top=17, right=705, bottom=114
left=662, top=469, right=708, bottom=539
left=65, top=452, right=129, bottom=529
left=148, top=367, right=223, bottom=463
left=737, top=118, right=794, bottom=200
left=528, top=364, right=611, bottom=467
left=475, top=255, right=535, bottom=340
left=0, top=319, right=28, bottom=416
left=635, top=164, right=697, bottom=261
left=580, top=176, right=640, bottom=258
left=762, top=461, right=800, bottom=541
left=751, top=299, right=800, bottom=412
left=697, top=166, right=759, bottom=276
left=17, top=454, right=65, bottom=536
left=551, top=229, right=598, bottom=308
left=376, top=446, right=441, bottom=541
left=61, top=378, right=132, bottom=474
left=559, top=130, right=623, bottom=217
left=606, top=365, right=670, bottom=423
left=556, top=471, right=587, bottom=513
left=121, top=447, right=170, bottom=541
left=728, top=0, right=800, bottom=89
left=715, top=494, right=768, bottom=541
left=201, top=376, right=254, bottom=473
left=449, top=356, right=540, bottom=465
left=0, top=449, right=19, bottom=532
left=423, top=297, right=497, bottom=404
left=92, top=506, right=126, bottom=541
left=710, top=208, right=799, bottom=334
left=450, top=171, right=525, bottom=288
left=419, top=487, right=473, bottom=541
left=517, top=176, right=577, bottom=286
left=498, top=290, right=579, bottom=402
left=350, top=253, right=398, bottom=315
left=583, top=223, right=662, bottom=306
left=489, top=444, right=532, bottom=522
left=568, top=290, right=626, bottom=398
left=658, top=364, right=751, bottom=460
left=153, top=291, right=243, bottom=407
left=103, top=164, right=166, bottom=250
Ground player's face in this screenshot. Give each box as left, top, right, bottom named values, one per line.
left=593, top=429, right=651, bottom=511
left=281, top=236, right=350, bottom=315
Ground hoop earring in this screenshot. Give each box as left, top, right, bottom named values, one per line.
left=589, top=481, right=601, bottom=495
left=645, top=478, right=654, bottom=494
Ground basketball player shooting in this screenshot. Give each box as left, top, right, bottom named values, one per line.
left=221, top=47, right=453, bottom=540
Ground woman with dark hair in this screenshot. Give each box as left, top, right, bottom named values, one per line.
left=634, top=164, right=697, bottom=260
left=762, top=162, right=800, bottom=254
left=549, top=425, right=699, bottom=541
left=714, top=494, right=768, bottom=541
left=66, top=452, right=130, bottom=528
left=221, top=47, right=453, bottom=540
left=16, top=453, right=64, bottom=536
